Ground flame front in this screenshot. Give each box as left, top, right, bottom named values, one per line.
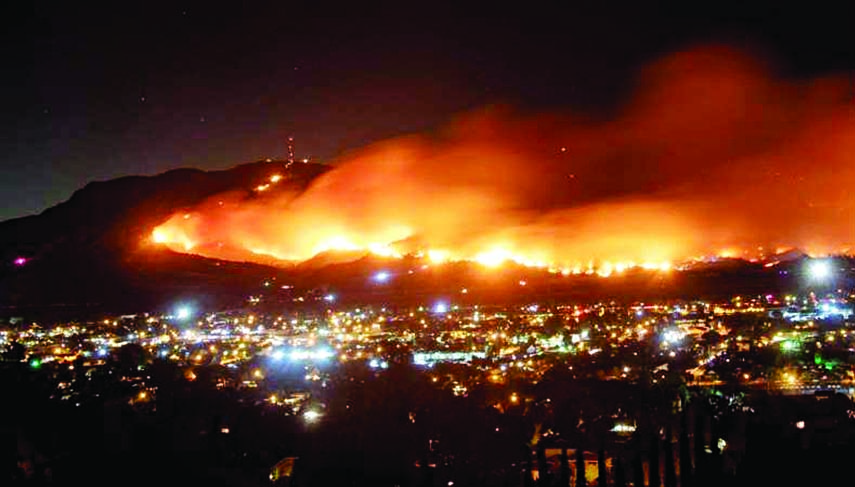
left=151, top=46, right=855, bottom=271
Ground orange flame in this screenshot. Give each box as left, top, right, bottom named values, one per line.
left=151, top=46, right=855, bottom=272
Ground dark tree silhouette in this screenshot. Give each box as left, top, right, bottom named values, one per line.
left=613, top=456, right=626, bottom=487
left=1, top=341, right=25, bottom=362
left=575, top=448, right=586, bottom=487
left=648, top=433, right=660, bottom=487
left=537, top=444, right=549, bottom=487
left=679, top=412, right=692, bottom=487
left=694, top=411, right=706, bottom=485
left=561, top=448, right=570, bottom=487
left=664, top=426, right=676, bottom=487
left=112, top=343, right=149, bottom=374
left=632, top=451, right=645, bottom=487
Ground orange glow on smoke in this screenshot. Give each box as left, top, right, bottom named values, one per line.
left=151, top=46, right=855, bottom=272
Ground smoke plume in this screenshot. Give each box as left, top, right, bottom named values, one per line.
left=152, top=45, right=855, bottom=271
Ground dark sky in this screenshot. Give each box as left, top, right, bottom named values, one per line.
left=2, top=2, right=854, bottom=221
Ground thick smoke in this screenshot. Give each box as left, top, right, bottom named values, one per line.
left=153, top=46, right=855, bottom=269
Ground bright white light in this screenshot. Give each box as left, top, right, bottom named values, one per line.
left=373, top=271, right=390, bottom=283
left=324, top=293, right=336, bottom=302
left=290, top=350, right=307, bottom=361
left=175, top=306, right=192, bottom=320
left=662, top=329, right=684, bottom=344
left=284, top=348, right=334, bottom=361
left=315, top=348, right=334, bottom=360
left=611, top=423, right=637, bottom=433
left=475, top=248, right=511, bottom=268
left=433, top=302, right=448, bottom=314
left=303, top=410, right=322, bottom=422
left=808, top=260, right=832, bottom=281
left=366, top=358, right=389, bottom=369
left=795, top=420, right=805, bottom=430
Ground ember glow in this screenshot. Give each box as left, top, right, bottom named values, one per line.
left=151, top=47, right=855, bottom=272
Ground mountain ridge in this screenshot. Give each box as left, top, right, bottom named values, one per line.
left=0, top=160, right=330, bottom=314
left=0, top=160, right=850, bottom=319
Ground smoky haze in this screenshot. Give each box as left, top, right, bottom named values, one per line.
left=152, top=45, right=855, bottom=270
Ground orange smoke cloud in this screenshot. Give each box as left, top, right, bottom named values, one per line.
left=152, top=45, right=855, bottom=271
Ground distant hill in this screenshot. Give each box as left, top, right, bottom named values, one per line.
left=0, top=160, right=851, bottom=319
left=0, top=161, right=329, bottom=316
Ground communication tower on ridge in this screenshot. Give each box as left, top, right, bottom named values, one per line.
left=286, top=136, right=296, bottom=167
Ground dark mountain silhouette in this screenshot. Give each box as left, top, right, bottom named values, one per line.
left=773, top=248, right=809, bottom=263
left=0, top=161, right=328, bottom=317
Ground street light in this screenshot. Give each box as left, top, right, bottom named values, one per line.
left=175, top=306, right=192, bottom=320
left=807, top=259, right=832, bottom=282
left=303, top=410, right=322, bottom=423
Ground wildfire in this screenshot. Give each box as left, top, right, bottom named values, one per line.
left=151, top=227, right=195, bottom=251
left=149, top=46, right=855, bottom=271
left=150, top=217, right=681, bottom=275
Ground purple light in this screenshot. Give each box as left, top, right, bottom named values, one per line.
left=13, top=257, right=27, bottom=266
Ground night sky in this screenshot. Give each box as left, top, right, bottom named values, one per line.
left=2, top=2, right=854, bottom=221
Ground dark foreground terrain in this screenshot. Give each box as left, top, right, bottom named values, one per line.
left=3, top=355, right=855, bottom=487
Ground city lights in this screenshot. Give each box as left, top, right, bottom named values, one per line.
left=6, top=283, right=855, bottom=484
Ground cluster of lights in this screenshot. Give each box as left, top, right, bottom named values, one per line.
left=271, top=347, right=334, bottom=362
left=368, top=358, right=389, bottom=369
left=611, top=423, right=637, bottom=434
